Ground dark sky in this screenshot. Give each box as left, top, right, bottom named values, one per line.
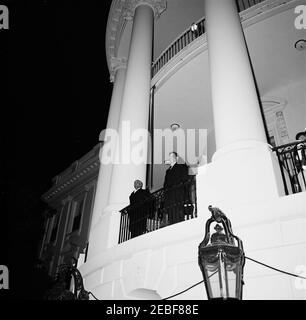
left=8, top=0, right=113, bottom=192
left=4, top=0, right=113, bottom=298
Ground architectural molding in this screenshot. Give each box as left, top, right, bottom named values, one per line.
left=261, top=96, right=290, bottom=145
left=43, top=160, right=100, bottom=202
left=61, top=196, right=73, bottom=206
left=123, top=0, right=167, bottom=20
left=110, top=57, right=127, bottom=83
left=261, top=96, right=288, bottom=126
left=85, top=180, right=97, bottom=192
left=105, top=0, right=128, bottom=77
left=105, top=0, right=166, bottom=79
left=261, top=96, right=287, bottom=114
left=240, top=0, right=297, bottom=24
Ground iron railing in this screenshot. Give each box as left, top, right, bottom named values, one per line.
left=152, top=0, right=265, bottom=77
left=152, top=18, right=205, bottom=77
left=273, top=141, right=306, bottom=195
left=119, top=177, right=197, bottom=244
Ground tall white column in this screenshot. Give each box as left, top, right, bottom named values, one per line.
left=87, top=0, right=166, bottom=259
left=87, top=60, right=127, bottom=259
left=107, top=4, right=153, bottom=207
left=108, top=1, right=166, bottom=206
left=205, top=0, right=266, bottom=149
left=198, top=0, right=285, bottom=217
left=90, top=59, right=127, bottom=230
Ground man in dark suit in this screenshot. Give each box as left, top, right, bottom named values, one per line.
left=163, top=152, right=190, bottom=225
left=129, top=180, right=151, bottom=238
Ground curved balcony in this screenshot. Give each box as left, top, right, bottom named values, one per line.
left=152, top=0, right=270, bottom=78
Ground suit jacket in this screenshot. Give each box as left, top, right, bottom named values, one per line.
left=129, top=188, right=151, bottom=206
left=163, top=162, right=189, bottom=189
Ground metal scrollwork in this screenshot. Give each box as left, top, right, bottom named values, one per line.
left=44, top=258, right=89, bottom=300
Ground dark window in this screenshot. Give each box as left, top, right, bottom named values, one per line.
left=72, top=199, right=84, bottom=232
left=50, top=214, right=60, bottom=243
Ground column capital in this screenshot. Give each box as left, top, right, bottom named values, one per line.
left=110, top=57, right=127, bottom=83
left=85, top=180, right=96, bottom=192
left=61, top=196, right=73, bottom=205
left=123, top=0, right=167, bottom=21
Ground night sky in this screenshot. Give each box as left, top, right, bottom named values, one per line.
left=4, top=0, right=113, bottom=299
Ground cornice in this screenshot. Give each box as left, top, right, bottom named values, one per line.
left=105, top=0, right=128, bottom=76
left=42, top=159, right=100, bottom=202
left=105, top=0, right=167, bottom=77
left=123, top=0, right=167, bottom=20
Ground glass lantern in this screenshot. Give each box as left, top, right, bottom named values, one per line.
left=198, top=206, right=245, bottom=300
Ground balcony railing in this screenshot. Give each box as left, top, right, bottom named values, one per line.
left=118, top=177, right=197, bottom=244
left=273, top=141, right=306, bottom=195
left=152, top=18, right=206, bottom=77
left=151, top=0, right=265, bottom=77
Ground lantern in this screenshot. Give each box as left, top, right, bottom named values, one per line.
left=198, top=206, right=245, bottom=300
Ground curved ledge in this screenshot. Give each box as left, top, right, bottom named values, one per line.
left=151, top=0, right=298, bottom=91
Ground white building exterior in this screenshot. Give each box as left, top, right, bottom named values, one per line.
left=43, top=0, right=306, bottom=299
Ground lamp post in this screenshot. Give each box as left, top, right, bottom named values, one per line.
left=198, top=206, right=245, bottom=300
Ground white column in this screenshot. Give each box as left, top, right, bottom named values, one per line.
left=87, top=60, right=127, bottom=259
left=87, top=1, right=166, bottom=259
left=205, top=0, right=266, bottom=149
left=90, top=59, right=127, bottom=230
left=198, top=0, right=285, bottom=217
left=108, top=4, right=154, bottom=207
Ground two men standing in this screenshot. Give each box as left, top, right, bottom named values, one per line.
left=127, top=152, right=192, bottom=239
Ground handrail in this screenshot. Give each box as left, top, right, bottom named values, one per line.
left=152, top=16, right=205, bottom=77
left=119, top=177, right=197, bottom=243
left=272, top=141, right=306, bottom=195
left=151, top=0, right=265, bottom=77
left=120, top=184, right=164, bottom=213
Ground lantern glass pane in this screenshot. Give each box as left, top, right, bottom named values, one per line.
left=225, top=258, right=241, bottom=299
left=204, top=262, right=222, bottom=299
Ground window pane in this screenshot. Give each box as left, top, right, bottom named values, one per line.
left=72, top=199, right=84, bottom=232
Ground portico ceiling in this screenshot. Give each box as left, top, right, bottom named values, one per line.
left=154, top=5, right=306, bottom=132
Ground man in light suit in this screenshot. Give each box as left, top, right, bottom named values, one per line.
left=129, top=180, right=151, bottom=238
